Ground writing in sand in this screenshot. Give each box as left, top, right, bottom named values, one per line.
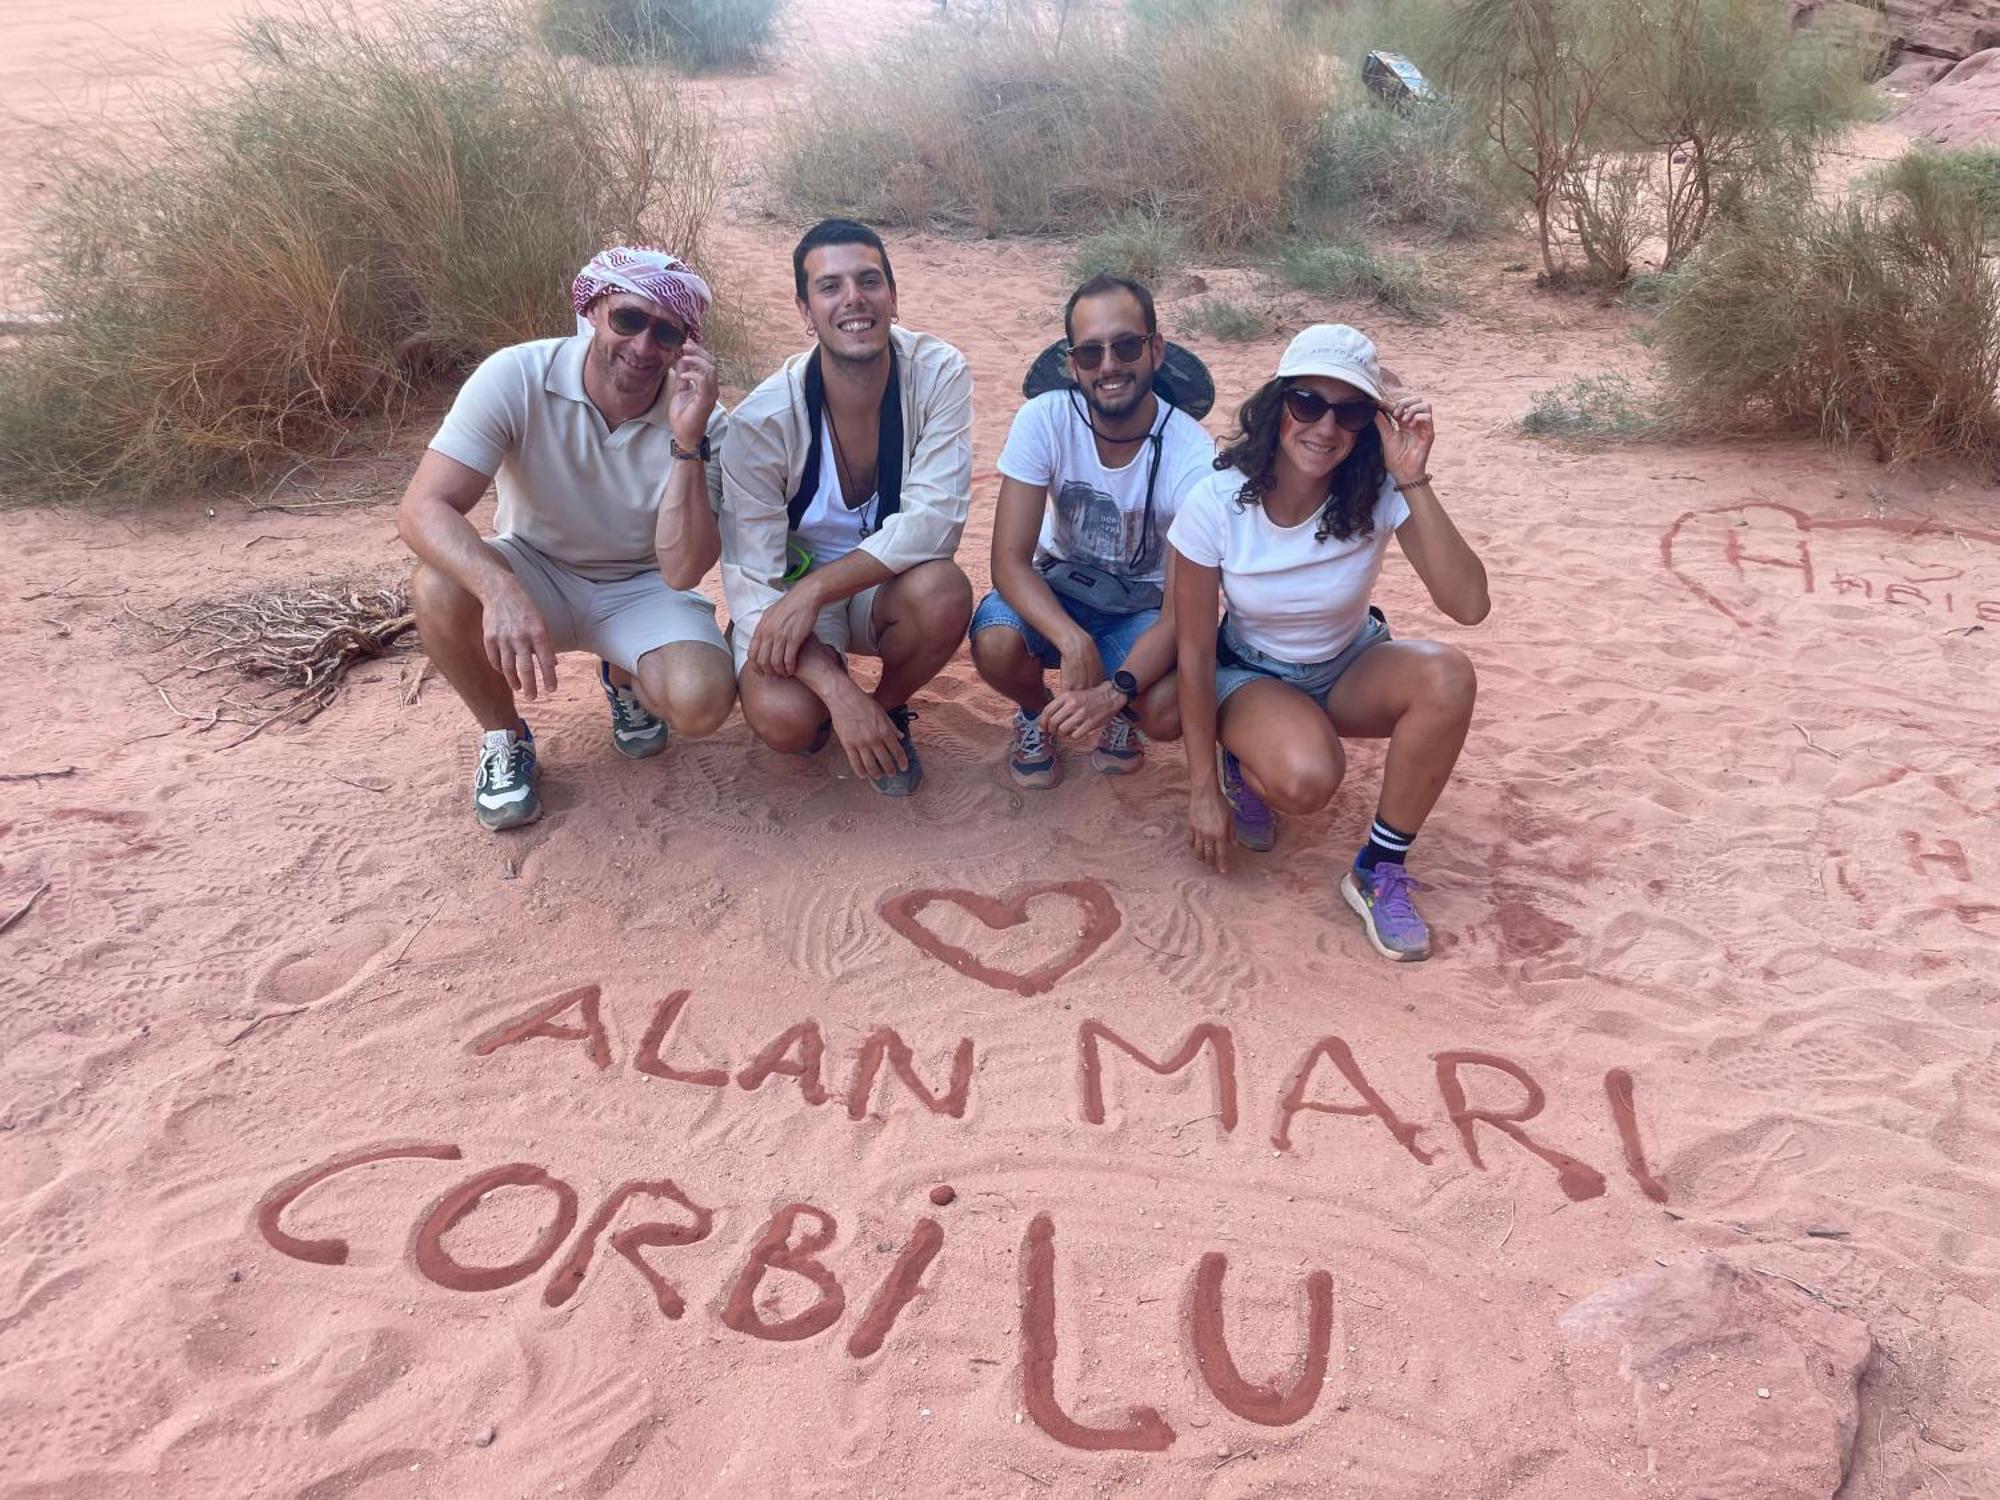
left=252, top=988, right=1667, bottom=1452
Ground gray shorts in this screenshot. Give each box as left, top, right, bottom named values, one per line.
left=485, top=534, right=727, bottom=674
left=1215, top=608, right=1392, bottom=709
left=729, top=582, right=884, bottom=672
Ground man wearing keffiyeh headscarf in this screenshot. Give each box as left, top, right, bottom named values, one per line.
left=395, top=245, right=738, bottom=831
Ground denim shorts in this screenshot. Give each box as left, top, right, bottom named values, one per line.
left=1214, top=607, right=1391, bottom=709
left=970, top=589, right=1160, bottom=672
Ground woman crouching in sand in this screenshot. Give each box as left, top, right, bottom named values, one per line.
left=1168, top=325, right=1489, bottom=961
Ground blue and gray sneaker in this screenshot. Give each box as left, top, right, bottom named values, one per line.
left=1341, top=862, right=1432, bottom=962
left=1091, top=711, right=1143, bottom=776
left=599, top=660, right=668, bottom=759
left=1220, top=749, right=1276, bottom=852
left=474, top=724, right=540, bottom=831
left=1009, top=709, right=1061, bottom=789
left=872, top=705, right=923, bottom=797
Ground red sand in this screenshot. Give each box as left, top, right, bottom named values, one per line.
left=3, top=3, right=1998, bottom=1496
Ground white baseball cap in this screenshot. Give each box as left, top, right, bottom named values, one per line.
left=1275, top=324, right=1382, bottom=402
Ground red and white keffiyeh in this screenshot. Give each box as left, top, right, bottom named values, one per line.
left=571, top=246, right=712, bottom=341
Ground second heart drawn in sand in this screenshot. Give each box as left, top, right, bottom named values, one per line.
left=879, top=880, right=1122, bottom=996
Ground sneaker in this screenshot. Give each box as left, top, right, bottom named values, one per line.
left=1341, top=862, right=1432, bottom=962
left=474, top=725, right=541, bottom=831
left=872, top=706, right=923, bottom=797
left=599, top=660, right=668, bottom=760
left=1009, top=709, right=1061, bottom=789
left=1220, top=750, right=1276, bottom=852
left=1090, top=712, right=1143, bottom=776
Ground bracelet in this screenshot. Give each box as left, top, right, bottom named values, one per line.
left=1393, top=472, right=1434, bottom=491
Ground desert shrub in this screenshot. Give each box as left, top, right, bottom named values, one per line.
left=1302, top=101, right=1506, bottom=239
left=1274, top=241, right=1435, bottom=318
left=1183, top=297, right=1277, bottom=341
left=539, top=0, right=783, bottom=70
left=1658, top=174, right=2000, bottom=466
left=772, top=2, right=1330, bottom=249
left=1872, top=146, right=2000, bottom=233
left=1555, top=155, right=1654, bottom=286
left=1064, top=212, right=1188, bottom=284
left=0, top=0, right=728, bottom=495
left=1520, top=371, right=1659, bottom=437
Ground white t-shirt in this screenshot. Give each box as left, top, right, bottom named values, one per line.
left=1167, top=467, right=1411, bottom=661
left=998, top=390, right=1215, bottom=586
left=429, top=333, right=725, bottom=581
left=790, top=412, right=882, bottom=571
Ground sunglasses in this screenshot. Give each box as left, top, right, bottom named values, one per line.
left=1282, top=387, right=1379, bottom=432
left=1067, top=333, right=1152, bottom=371
left=605, top=305, right=688, bottom=346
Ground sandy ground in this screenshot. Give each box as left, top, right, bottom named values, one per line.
left=3, top=2, right=1999, bottom=1497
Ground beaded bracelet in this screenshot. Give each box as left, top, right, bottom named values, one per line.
left=1393, top=472, right=1434, bottom=491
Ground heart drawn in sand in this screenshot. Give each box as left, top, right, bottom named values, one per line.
left=1660, top=502, right=2000, bottom=631
left=879, top=880, right=1122, bottom=996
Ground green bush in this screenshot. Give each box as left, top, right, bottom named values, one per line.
left=1063, top=212, right=1188, bottom=284
left=539, top=0, right=784, bottom=70
left=771, top=2, right=1329, bottom=249
left=1274, top=241, right=1435, bottom=318
left=1183, top=297, right=1277, bottom=342
left=1301, top=101, right=1506, bottom=239
left=1872, top=146, right=2000, bottom=233
left=1657, top=172, right=2000, bottom=466
left=1520, top=372, right=1659, bottom=438
left=0, top=1, right=730, bottom=495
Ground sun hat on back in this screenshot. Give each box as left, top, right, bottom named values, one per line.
left=1275, top=324, right=1382, bottom=402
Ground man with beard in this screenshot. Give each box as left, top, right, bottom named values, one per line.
left=970, top=274, right=1213, bottom=788
left=720, top=219, right=974, bottom=796
left=399, top=247, right=735, bottom=831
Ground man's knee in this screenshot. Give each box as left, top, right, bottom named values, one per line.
left=412, top=563, right=479, bottom=630
left=891, top=562, right=974, bottom=643
left=970, top=623, right=1034, bottom=682
left=741, top=677, right=829, bottom=755
left=1136, top=677, right=1181, bottom=742
left=635, top=648, right=735, bottom=738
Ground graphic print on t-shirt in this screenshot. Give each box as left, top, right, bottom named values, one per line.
left=1051, top=478, right=1160, bottom=577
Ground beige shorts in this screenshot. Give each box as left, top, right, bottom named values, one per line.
left=731, top=583, right=883, bottom=672
left=486, top=534, right=727, bottom=674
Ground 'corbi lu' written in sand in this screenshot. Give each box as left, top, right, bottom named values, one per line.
left=250, top=881, right=1668, bottom=1453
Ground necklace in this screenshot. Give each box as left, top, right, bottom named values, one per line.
left=825, top=408, right=877, bottom=511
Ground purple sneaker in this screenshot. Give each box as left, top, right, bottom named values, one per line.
left=1220, top=750, right=1276, bottom=852
left=1341, top=863, right=1431, bottom=962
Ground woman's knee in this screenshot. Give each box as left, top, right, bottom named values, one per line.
left=1255, top=745, right=1344, bottom=814
left=1136, top=678, right=1181, bottom=741
left=1410, top=642, right=1477, bottom=718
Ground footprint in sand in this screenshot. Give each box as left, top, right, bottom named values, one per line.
left=244, top=922, right=395, bottom=1014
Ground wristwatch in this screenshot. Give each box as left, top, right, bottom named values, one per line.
left=1113, top=669, right=1140, bottom=703
left=669, top=435, right=711, bottom=462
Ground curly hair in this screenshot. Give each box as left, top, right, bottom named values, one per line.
left=1212, top=377, right=1387, bottom=542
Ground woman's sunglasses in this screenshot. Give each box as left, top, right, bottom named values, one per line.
left=1282, top=386, right=1379, bottom=432
left=606, top=305, right=688, bottom=346
left=1067, top=333, right=1152, bottom=370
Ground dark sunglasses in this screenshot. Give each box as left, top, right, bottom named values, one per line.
left=606, top=305, right=688, bottom=345
left=1067, top=333, right=1152, bottom=370
left=1282, top=387, right=1378, bottom=432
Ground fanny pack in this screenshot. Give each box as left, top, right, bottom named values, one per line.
left=1038, top=558, right=1163, bottom=615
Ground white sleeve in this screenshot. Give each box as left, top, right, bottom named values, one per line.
left=996, top=394, right=1057, bottom=487
left=428, top=349, right=524, bottom=477
left=1166, top=474, right=1228, bottom=568
left=1376, top=472, right=1412, bottom=535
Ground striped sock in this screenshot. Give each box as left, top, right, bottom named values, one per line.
left=1356, top=815, right=1415, bottom=872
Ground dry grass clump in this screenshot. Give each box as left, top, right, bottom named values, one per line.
left=538, top=0, right=784, bottom=70
left=1303, top=102, right=1507, bottom=240
left=1064, top=212, right=1189, bottom=285
left=773, top=2, right=1329, bottom=250
left=1658, top=169, right=2000, bottom=467
left=1183, top=297, right=1278, bottom=342
left=1274, top=241, right=1436, bottom=319
left=0, top=0, right=726, bottom=496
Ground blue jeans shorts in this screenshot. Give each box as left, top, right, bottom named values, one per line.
left=1215, top=607, right=1391, bottom=709
left=970, top=589, right=1160, bottom=672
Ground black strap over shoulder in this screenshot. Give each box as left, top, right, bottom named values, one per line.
left=787, top=347, right=904, bottom=531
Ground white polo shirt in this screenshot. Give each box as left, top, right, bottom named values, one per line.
left=429, top=332, right=726, bottom=581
